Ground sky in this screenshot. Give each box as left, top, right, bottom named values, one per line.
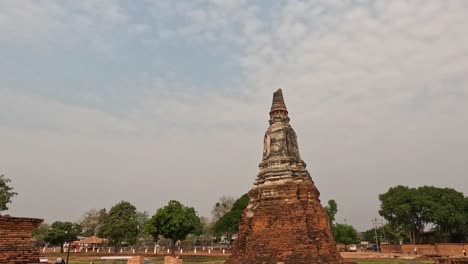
left=1, top=0, right=468, bottom=231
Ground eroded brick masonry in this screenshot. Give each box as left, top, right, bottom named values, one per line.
left=226, top=89, right=349, bottom=264
left=0, top=215, right=43, bottom=264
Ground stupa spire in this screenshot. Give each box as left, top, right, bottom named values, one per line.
left=270, top=88, right=288, bottom=113
left=226, top=89, right=347, bottom=264
left=269, top=88, right=289, bottom=124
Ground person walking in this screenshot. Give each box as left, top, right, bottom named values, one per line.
left=463, top=249, right=466, bottom=256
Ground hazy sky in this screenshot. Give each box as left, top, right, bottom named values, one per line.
left=1, top=0, right=468, bottom=231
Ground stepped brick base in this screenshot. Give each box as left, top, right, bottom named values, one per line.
left=226, top=181, right=347, bottom=264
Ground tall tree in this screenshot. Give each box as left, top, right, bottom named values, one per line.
left=463, top=197, right=468, bottom=242
left=33, top=223, right=51, bottom=246
left=0, top=174, right=18, bottom=212
left=361, top=223, right=406, bottom=244
left=44, top=221, right=81, bottom=253
left=379, top=185, right=427, bottom=243
left=332, top=223, right=359, bottom=245
left=199, top=216, right=214, bottom=246
left=211, top=196, right=237, bottom=222
left=213, top=194, right=249, bottom=239
left=325, top=199, right=338, bottom=225
left=135, top=211, right=152, bottom=247
left=98, top=201, right=139, bottom=251
left=80, top=208, right=107, bottom=237
left=418, top=186, right=466, bottom=242
left=145, top=200, right=202, bottom=255
left=379, top=185, right=468, bottom=243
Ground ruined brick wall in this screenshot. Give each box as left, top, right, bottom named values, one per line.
left=336, top=244, right=347, bottom=252
left=0, top=215, right=43, bottom=264
left=164, top=256, right=183, bottom=264
left=380, top=244, right=403, bottom=253
left=436, top=244, right=467, bottom=256
left=435, top=258, right=468, bottom=264
left=127, top=256, right=145, bottom=264
left=381, top=244, right=467, bottom=256
left=401, top=244, right=437, bottom=255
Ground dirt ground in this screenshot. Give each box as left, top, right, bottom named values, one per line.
left=341, top=251, right=419, bottom=260
left=43, top=251, right=425, bottom=263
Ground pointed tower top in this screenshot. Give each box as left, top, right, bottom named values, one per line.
left=270, top=88, right=288, bottom=113
left=269, top=88, right=289, bottom=124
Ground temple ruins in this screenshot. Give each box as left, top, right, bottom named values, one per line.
left=226, top=89, right=347, bottom=264
left=0, top=215, right=43, bottom=264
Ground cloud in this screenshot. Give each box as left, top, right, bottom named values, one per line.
left=2, top=0, right=468, bottom=230
left=0, top=90, right=136, bottom=135
left=0, top=1, right=132, bottom=53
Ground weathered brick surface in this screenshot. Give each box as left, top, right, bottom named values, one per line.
left=380, top=244, right=402, bottom=253
left=127, top=256, right=145, bottom=264
left=0, top=215, right=43, bottom=264
left=164, top=256, right=183, bottom=264
left=437, top=244, right=468, bottom=256
left=435, top=258, right=468, bottom=264
left=226, top=89, right=347, bottom=264
left=401, top=244, right=437, bottom=255
left=381, top=244, right=468, bottom=256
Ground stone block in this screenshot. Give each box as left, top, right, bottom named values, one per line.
left=164, top=256, right=183, bottom=264
left=127, top=256, right=145, bottom=264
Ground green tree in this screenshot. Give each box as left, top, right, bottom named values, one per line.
left=325, top=199, right=338, bottom=225
left=361, top=224, right=407, bottom=244
left=211, top=196, right=236, bottom=222
left=145, top=200, right=202, bottom=255
left=0, top=174, right=18, bottom=212
left=80, top=208, right=107, bottom=237
left=332, top=223, right=359, bottom=245
left=98, top=201, right=139, bottom=252
left=32, top=223, right=50, bottom=246
left=378, top=185, right=427, bottom=243
left=463, top=197, right=468, bottom=242
left=418, top=186, right=466, bottom=242
left=213, top=194, right=249, bottom=239
left=44, top=221, right=81, bottom=253
left=135, top=211, right=152, bottom=247
left=379, top=185, right=468, bottom=243
left=198, top=216, right=214, bottom=246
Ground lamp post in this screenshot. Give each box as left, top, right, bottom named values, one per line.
left=372, top=218, right=379, bottom=251
left=65, top=239, right=71, bottom=264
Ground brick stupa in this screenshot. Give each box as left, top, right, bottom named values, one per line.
left=226, top=89, right=346, bottom=264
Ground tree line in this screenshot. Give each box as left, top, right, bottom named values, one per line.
left=31, top=196, right=247, bottom=254
left=33, top=200, right=202, bottom=254
left=325, top=185, right=468, bottom=245
left=379, top=185, right=468, bottom=243
left=2, top=174, right=467, bottom=249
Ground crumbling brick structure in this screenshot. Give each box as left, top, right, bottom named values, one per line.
left=127, top=256, right=145, bottom=264
left=164, top=256, right=183, bottom=264
left=0, top=215, right=43, bottom=264
left=435, top=258, right=468, bottom=264
left=226, top=89, right=348, bottom=264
